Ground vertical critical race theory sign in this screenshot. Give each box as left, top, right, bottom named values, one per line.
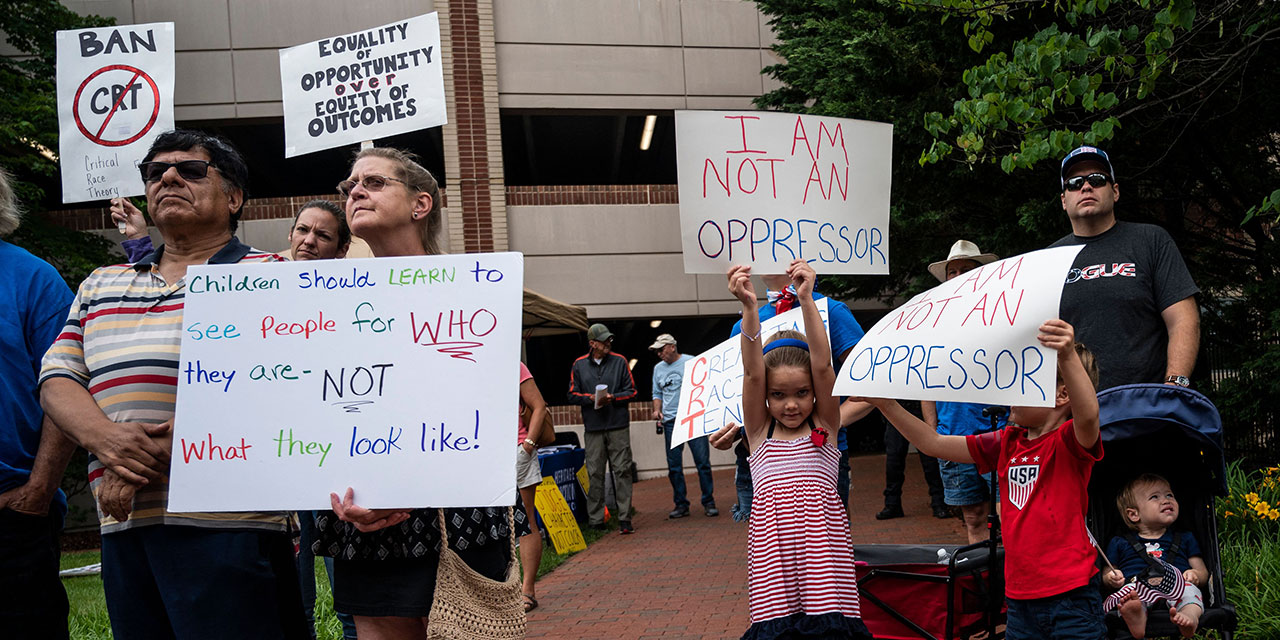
left=56, top=23, right=175, bottom=204
left=280, top=14, right=446, bottom=157
left=166, top=253, right=523, bottom=512
left=675, top=110, right=892, bottom=274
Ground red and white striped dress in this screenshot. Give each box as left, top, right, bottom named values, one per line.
left=745, top=425, right=863, bottom=636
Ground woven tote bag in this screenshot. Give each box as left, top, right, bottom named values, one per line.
left=426, top=508, right=527, bottom=639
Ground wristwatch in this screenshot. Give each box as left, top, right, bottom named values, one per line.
left=1165, top=375, right=1191, bottom=388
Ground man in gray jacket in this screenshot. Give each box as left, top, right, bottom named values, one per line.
left=567, top=323, right=637, bottom=533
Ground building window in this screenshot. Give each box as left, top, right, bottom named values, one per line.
left=501, top=113, right=676, bottom=186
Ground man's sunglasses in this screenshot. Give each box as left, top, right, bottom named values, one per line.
left=1063, top=173, right=1111, bottom=192
left=336, top=174, right=407, bottom=197
left=138, top=160, right=217, bottom=184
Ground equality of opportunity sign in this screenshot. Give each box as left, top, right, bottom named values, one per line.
left=166, top=253, right=524, bottom=512
left=675, top=111, right=892, bottom=275
left=55, top=22, right=175, bottom=204
left=671, top=298, right=830, bottom=449
left=832, top=246, right=1085, bottom=407
left=279, top=13, right=446, bottom=158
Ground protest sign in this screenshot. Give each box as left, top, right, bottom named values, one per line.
left=671, top=298, right=829, bottom=449
left=279, top=14, right=446, bottom=157
left=675, top=110, right=892, bottom=274
left=167, top=253, right=523, bottom=512
left=832, top=246, right=1085, bottom=406
left=534, top=476, right=587, bottom=554
left=56, top=22, right=175, bottom=204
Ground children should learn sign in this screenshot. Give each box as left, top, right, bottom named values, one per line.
left=167, top=253, right=524, bottom=512
left=832, top=246, right=1084, bottom=406
left=56, top=22, right=175, bottom=204
left=675, top=111, right=892, bottom=275
left=671, top=298, right=830, bottom=449
left=279, top=13, right=446, bottom=157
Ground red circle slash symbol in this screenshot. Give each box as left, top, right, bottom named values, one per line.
left=72, top=64, right=161, bottom=147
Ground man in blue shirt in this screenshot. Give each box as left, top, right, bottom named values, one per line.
left=650, top=334, right=717, bottom=518
left=0, top=168, right=76, bottom=638
left=714, top=272, right=873, bottom=518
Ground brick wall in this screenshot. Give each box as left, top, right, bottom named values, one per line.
left=506, top=184, right=678, bottom=206
left=440, top=0, right=507, bottom=254
left=548, top=401, right=655, bottom=428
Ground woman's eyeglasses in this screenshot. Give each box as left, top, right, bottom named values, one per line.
left=137, top=160, right=217, bottom=183
left=336, top=174, right=408, bottom=197
left=1063, top=173, right=1111, bottom=192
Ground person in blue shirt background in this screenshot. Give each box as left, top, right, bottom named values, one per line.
left=0, top=167, right=76, bottom=638
left=651, top=333, right=717, bottom=519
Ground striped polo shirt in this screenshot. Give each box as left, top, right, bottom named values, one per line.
left=40, top=238, right=290, bottom=534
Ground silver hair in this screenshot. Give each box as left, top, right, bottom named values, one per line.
left=0, top=166, right=21, bottom=236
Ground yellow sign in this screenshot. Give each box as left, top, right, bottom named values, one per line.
left=576, top=465, right=590, bottom=494
left=534, top=476, right=586, bottom=554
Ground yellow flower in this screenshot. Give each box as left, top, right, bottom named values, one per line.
left=1224, top=510, right=1236, bottom=517
left=1269, top=511, right=1280, bottom=521
left=1245, top=492, right=1260, bottom=503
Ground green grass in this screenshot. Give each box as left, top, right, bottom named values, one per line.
left=64, top=517, right=614, bottom=639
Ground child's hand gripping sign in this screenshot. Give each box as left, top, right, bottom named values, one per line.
left=832, top=246, right=1084, bottom=407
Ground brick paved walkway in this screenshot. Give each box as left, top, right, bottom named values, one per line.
left=527, top=452, right=966, bottom=639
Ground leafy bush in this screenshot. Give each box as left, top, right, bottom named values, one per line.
left=1217, top=462, right=1280, bottom=638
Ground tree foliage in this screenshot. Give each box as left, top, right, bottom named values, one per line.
left=755, top=0, right=1280, bottom=456
left=1, top=1, right=117, bottom=289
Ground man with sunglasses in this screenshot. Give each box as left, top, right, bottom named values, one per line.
left=39, top=130, right=307, bottom=638
left=1049, top=146, right=1200, bottom=391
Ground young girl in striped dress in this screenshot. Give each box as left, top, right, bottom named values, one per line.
left=728, top=259, right=871, bottom=640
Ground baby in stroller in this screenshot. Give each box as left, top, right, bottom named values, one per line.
left=1104, top=473, right=1208, bottom=638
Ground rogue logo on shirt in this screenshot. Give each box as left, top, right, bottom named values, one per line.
left=1007, top=463, right=1040, bottom=510
left=1064, top=262, right=1136, bottom=283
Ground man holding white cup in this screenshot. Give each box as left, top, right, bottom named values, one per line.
left=567, top=323, right=638, bottom=534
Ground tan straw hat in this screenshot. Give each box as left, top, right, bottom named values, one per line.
left=927, top=240, right=999, bottom=282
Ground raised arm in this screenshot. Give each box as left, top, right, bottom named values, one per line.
left=1039, top=319, right=1099, bottom=448
left=790, top=260, right=839, bottom=431
left=729, top=265, right=767, bottom=449
left=863, top=398, right=975, bottom=464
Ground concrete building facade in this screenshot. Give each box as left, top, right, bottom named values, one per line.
left=51, top=0, right=788, bottom=320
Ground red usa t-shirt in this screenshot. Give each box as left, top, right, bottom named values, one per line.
left=966, top=420, right=1103, bottom=599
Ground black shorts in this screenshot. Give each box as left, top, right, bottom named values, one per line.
left=332, top=541, right=510, bottom=618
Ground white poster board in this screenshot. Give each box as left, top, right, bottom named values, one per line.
left=167, top=253, right=524, bottom=512
left=671, top=298, right=829, bottom=448
left=675, top=110, right=892, bottom=274
left=280, top=14, right=446, bottom=157
left=832, top=246, right=1084, bottom=406
left=56, top=22, right=175, bottom=203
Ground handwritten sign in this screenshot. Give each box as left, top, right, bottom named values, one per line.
left=56, top=22, right=175, bottom=203
left=280, top=14, right=446, bottom=157
left=534, top=476, right=586, bottom=554
left=671, top=298, right=830, bottom=449
left=675, top=110, right=892, bottom=274
left=167, top=253, right=524, bottom=512
left=832, top=246, right=1084, bottom=406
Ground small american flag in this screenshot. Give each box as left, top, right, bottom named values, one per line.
left=1104, top=554, right=1187, bottom=611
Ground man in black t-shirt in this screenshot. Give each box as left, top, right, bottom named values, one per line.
left=1049, top=146, right=1200, bottom=391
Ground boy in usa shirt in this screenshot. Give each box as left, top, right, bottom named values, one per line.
left=862, top=319, right=1105, bottom=639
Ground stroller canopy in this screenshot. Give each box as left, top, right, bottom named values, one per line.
left=1096, top=383, right=1227, bottom=495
